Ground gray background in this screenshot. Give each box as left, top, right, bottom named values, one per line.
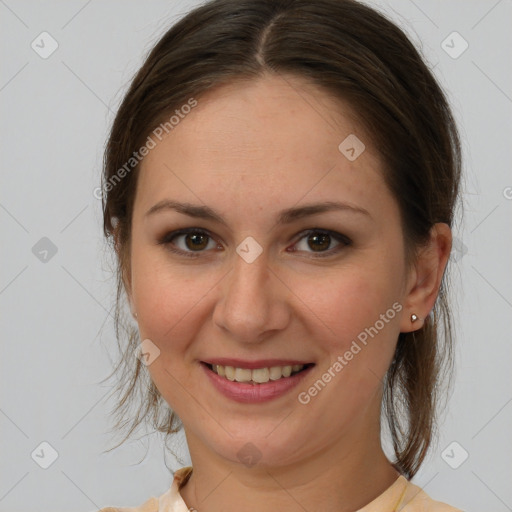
left=1, top=1, right=511, bottom=511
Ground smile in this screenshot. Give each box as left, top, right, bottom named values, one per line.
left=206, top=363, right=311, bottom=384
left=201, top=361, right=315, bottom=403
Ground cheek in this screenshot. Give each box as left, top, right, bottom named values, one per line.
left=129, top=244, right=212, bottom=351
left=289, top=260, right=403, bottom=381
left=293, top=271, right=402, bottom=421
left=129, top=252, right=214, bottom=409
left=295, top=264, right=402, bottom=338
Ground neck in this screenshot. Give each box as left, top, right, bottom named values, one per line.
left=179, top=420, right=400, bottom=512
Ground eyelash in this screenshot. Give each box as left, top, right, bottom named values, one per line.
left=158, top=227, right=352, bottom=259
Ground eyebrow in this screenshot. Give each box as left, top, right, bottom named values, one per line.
left=145, top=199, right=371, bottom=224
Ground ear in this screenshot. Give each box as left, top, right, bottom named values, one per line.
left=400, top=223, right=452, bottom=333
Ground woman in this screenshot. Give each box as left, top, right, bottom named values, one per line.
left=98, top=0, right=462, bottom=510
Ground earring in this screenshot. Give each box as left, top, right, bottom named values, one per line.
left=411, top=313, right=418, bottom=323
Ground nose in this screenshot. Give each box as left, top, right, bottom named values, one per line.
left=212, top=247, right=290, bottom=343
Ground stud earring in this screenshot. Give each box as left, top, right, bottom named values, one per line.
left=411, top=313, right=418, bottom=323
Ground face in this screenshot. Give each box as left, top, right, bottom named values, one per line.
left=127, top=74, right=412, bottom=468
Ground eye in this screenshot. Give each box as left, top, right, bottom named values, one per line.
left=158, top=228, right=220, bottom=257
left=158, top=228, right=351, bottom=259
left=290, top=229, right=351, bottom=257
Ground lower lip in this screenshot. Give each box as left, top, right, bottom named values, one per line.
left=201, top=363, right=314, bottom=403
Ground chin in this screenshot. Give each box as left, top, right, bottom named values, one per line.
left=199, top=425, right=313, bottom=469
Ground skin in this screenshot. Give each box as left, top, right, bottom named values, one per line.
left=122, top=73, right=451, bottom=512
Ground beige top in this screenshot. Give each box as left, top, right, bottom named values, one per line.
left=98, top=466, right=462, bottom=512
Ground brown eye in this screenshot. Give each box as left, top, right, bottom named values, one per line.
left=292, top=229, right=351, bottom=257
left=159, top=228, right=218, bottom=257
left=184, top=232, right=209, bottom=251
left=307, top=232, right=331, bottom=252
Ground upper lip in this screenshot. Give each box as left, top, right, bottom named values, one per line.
left=203, top=358, right=314, bottom=369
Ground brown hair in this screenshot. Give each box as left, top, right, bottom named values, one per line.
left=101, top=0, right=461, bottom=478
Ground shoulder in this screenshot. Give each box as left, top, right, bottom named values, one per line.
left=400, top=479, right=463, bottom=511
left=97, top=496, right=159, bottom=512
left=96, top=466, right=193, bottom=512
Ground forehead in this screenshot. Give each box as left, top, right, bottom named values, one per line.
left=149, top=74, right=367, bottom=164
left=135, top=73, right=393, bottom=223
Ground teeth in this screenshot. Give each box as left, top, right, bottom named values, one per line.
left=235, top=368, right=252, bottom=382
left=210, top=363, right=305, bottom=383
left=225, top=366, right=235, bottom=381
left=269, top=366, right=282, bottom=380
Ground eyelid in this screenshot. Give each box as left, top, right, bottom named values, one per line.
left=289, top=228, right=352, bottom=257
left=158, top=227, right=351, bottom=258
left=158, top=227, right=220, bottom=258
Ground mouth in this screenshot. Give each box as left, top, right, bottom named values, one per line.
left=201, top=361, right=315, bottom=385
